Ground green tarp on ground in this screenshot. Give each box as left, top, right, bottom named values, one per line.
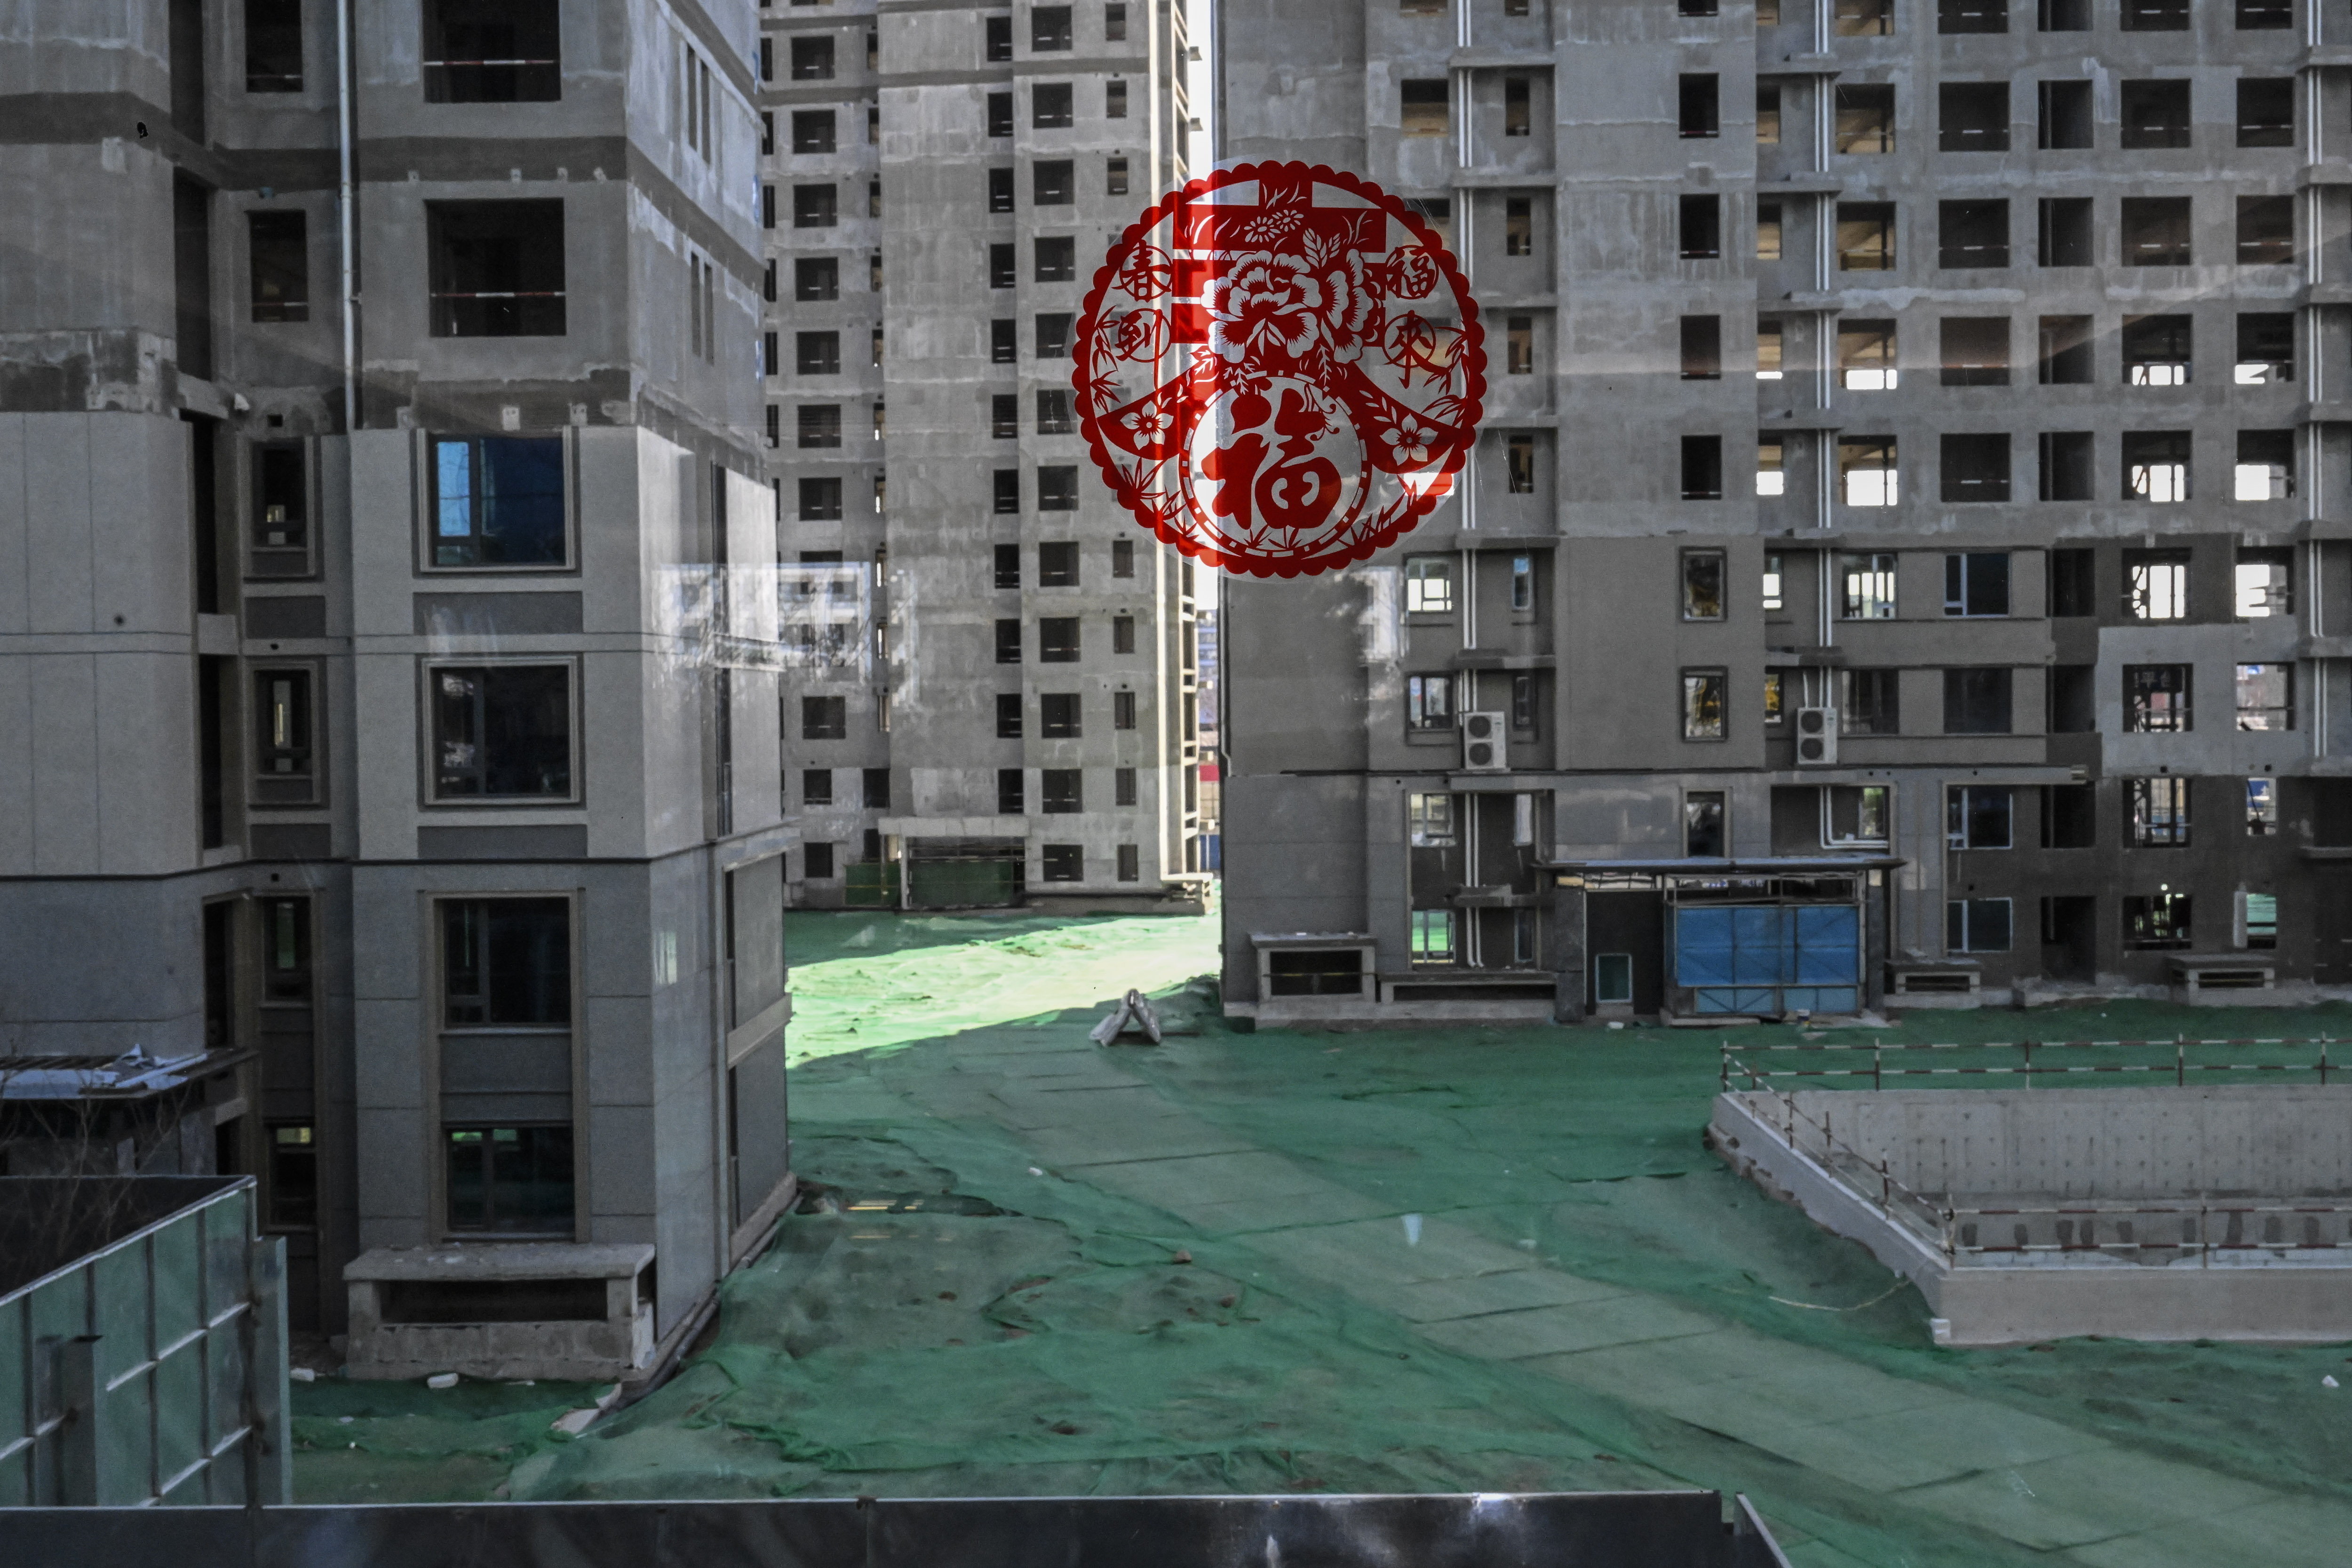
left=294, top=910, right=2352, bottom=1566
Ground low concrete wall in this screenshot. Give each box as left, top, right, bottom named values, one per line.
left=1709, top=1091, right=2352, bottom=1345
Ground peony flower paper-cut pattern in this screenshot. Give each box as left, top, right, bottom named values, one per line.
left=1074, top=163, right=1486, bottom=579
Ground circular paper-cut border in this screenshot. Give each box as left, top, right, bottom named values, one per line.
left=1073, top=161, right=1487, bottom=580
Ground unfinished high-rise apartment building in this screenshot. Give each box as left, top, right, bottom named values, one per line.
left=1217, top=0, right=2352, bottom=1024
left=756, top=0, right=1207, bottom=910
left=0, top=0, right=797, bottom=1379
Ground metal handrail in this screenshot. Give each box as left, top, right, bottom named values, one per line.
left=1720, top=1035, right=2336, bottom=1092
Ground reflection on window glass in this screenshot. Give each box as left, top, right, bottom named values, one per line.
left=432, top=435, right=565, bottom=566
left=1405, top=556, right=1456, bottom=613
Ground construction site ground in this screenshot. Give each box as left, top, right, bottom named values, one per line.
left=290, top=909, right=2352, bottom=1566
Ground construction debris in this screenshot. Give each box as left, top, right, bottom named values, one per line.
left=1089, top=989, right=1163, bottom=1046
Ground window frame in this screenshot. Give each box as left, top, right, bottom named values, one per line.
left=418, top=430, right=574, bottom=573
left=430, top=889, right=581, bottom=1241
left=250, top=662, right=323, bottom=807
left=421, top=656, right=583, bottom=806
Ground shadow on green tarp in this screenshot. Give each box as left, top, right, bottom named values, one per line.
left=291, top=912, right=2352, bottom=1567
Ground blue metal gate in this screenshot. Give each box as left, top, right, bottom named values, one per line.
left=1674, top=904, right=1859, bottom=1016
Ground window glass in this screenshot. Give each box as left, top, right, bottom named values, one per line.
left=1682, top=670, right=1727, bottom=740
left=432, top=665, right=572, bottom=797
left=1410, top=908, right=1457, bottom=963
left=444, top=1124, right=574, bottom=1234
left=443, top=898, right=570, bottom=1025
left=1684, top=790, right=1726, bottom=855
left=431, top=435, right=564, bottom=565
left=1405, top=556, right=1456, bottom=613
left=1406, top=674, right=1454, bottom=730
left=255, top=669, right=312, bottom=778
left=1408, top=792, right=1456, bottom=846
left=1837, top=552, right=1896, bottom=618
left=1946, top=898, right=2012, bottom=952
left=1681, top=550, right=1725, bottom=619
left=1946, top=785, right=2013, bottom=849
left=2236, top=663, right=2293, bottom=730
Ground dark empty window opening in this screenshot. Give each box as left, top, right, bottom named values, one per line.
left=988, top=167, right=1015, bottom=213
left=1037, top=389, right=1074, bottom=434
left=2123, top=314, right=2192, bottom=386
left=793, top=110, right=836, bottom=154
left=1939, top=82, right=2009, bottom=151
left=1036, top=314, right=1073, bottom=359
left=2038, top=80, right=2092, bottom=150
left=796, top=331, right=840, bottom=376
left=1680, top=315, right=1721, bottom=380
left=2122, top=197, right=2193, bottom=266
left=428, top=201, right=565, bottom=336
left=2122, top=0, right=2190, bottom=30
left=2120, top=80, right=2191, bottom=150
left=1038, top=465, right=1079, bottom=510
left=424, top=0, right=560, bottom=103
left=792, top=36, right=833, bottom=80
left=1940, top=317, right=2009, bottom=385
left=2239, top=196, right=2296, bottom=265
left=802, top=696, right=846, bottom=740
left=2039, top=315, right=2093, bottom=383
left=1680, top=74, right=1719, bottom=138
left=1032, top=5, right=1073, bottom=50
left=1941, top=434, right=2011, bottom=503
left=1034, top=82, right=1074, bottom=128
left=1836, top=203, right=1895, bottom=271
left=1038, top=541, right=1079, bottom=586
left=1940, top=200, right=2009, bottom=268
left=1034, top=160, right=1075, bottom=205
left=248, top=210, right=308, bottom=322
left=2038, top=198, right=2093, bottom=266
left=799, top=477, right=842, bottom=521
left=1679, top=194, right=1721, bottom=259
left=245, top=0, right=304, bottom=91
left=1835, top=84, right=1894, bottom=154
left=2039, top=432, right=2095, bottom=501
left=988, top=92, right=1014, bottom=137
left=1944, top=668, right=2012, bottom=734
left=795, top=256, right=838, bottom=301
left=1939, top=0, right=2007, bottom=31
left=793, top=185, right=839, bottom=229
left=1681, top=436, right=1724, bottom=501
left=2238, top=312, right=2295, bottom=383
left=1040, top=617, right=1080, bottom=661
left=797, top=405, right=841, bottom=449
left=1035, top=236, right=1075, bottom=280
left=2239, top=79, right=2296, bottom=147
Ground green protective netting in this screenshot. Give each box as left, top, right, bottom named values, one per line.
left=293, top=916, right=2352, bottom=1567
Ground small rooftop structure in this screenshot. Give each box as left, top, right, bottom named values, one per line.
left=1712, top=1043, right=2352, bottom=1344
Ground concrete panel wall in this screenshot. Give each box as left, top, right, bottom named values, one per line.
left=1777, top=1087, right=2352, bottom=1199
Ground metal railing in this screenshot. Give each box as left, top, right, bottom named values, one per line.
left=1722, top=1039, right=2352, bottom=1268
left=1721, top=1035, right=2342, bottom=1092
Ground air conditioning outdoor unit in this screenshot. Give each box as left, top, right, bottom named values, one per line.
left=1794, top=707, right=1838, bottom=765
left=1460, top=711, right=1508, bottom=772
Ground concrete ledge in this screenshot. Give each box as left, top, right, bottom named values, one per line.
left=344, top=1242, right=656, bottom=1382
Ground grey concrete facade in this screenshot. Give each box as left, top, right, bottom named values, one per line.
left=1218, top=0, right=2352, bottom=1022
left=758, top=0, right=1206, bottom=909
left=0, top=0, right=796, bottom=1369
